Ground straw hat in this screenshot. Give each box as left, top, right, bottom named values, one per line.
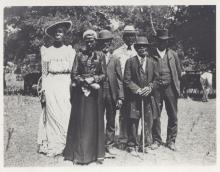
left=45, top=21, right=72, bottom=37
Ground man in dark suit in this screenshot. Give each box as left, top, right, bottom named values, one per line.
left=124, top=36, right=159, bottom=152
left=97, top=30, right=124, bottom=154
left=150, top=29, right=182, bottom=151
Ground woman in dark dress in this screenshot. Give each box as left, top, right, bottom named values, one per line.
left=63, top=30, right=106, bottom=165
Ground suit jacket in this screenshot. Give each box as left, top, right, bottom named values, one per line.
left=151, top=48, right=182, bottom=95
left=124, top=55, right=159, bottom=119
left=103, top=53, right=124, bottom=103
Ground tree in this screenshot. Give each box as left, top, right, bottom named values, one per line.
left=4, top=6, right=216, bottom=72
left=171, top=5, right=216, bottom=71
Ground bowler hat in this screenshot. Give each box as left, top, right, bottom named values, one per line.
left=134, top=36, right=150, bottom=46
left=97, top=30, right=113, bottom=40
left=45, top=21, right=72, bottom=38
left=122, top=25, right=138, bottom=34
left=155, top=29, right=172, bottom=40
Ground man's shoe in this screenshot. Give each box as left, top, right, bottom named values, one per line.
left=96, top=159, right=103, bottom=165
left=117, top=142, right=127, bottom=150
left=138, top=146, right=148, bottom=153
left=105, top=147, right=116, bottom=158
left=149, top=141, right=160, bottom=150
left=166, top=142, right=177, bottom=151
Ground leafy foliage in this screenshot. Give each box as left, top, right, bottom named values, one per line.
left=4, top=6, right=216, bottom=72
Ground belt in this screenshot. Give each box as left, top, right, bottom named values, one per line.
left=48, top=71, right=71, bottom=75
left=158, top=80, right=171, bottom=88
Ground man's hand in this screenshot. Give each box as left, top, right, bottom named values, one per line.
left=84, top=77, right=94, bottom=84
left=140, top=86, right=152, bottom=97
left=136, top=88, right=142, bottom=95
left=116, top=99, right=123, bottom=109
left=181, top=71, right=186, bottom=76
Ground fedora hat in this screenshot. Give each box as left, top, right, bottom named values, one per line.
left=45, top=21, right=72, bottom=37
left=134, top=36, right=150, bottom=46
left=97, top=30, right=113, bottom=40
left=155, top=29, right=172, bottom=40
left=122, top=25, right=138, bottom=34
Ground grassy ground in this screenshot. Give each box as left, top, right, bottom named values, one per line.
left=4, top=95, right=216, bottom=166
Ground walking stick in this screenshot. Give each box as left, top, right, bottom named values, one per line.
left=141, top=98, right=145, bottom=155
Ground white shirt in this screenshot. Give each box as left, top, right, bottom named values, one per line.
left=105, top=52, right=111, bottom=65
left=137, top=55, right=146, bottom=73
left=157, top=48, right=166, bottom=59
left=113, top=44, right=137, bottom=77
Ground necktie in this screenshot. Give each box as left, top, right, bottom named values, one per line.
left=140, top=58, right=145, bottom=69
left=140, top=57, right=146, bottom=87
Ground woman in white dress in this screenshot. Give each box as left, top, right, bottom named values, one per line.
left=37, top=21, right=76, bottom=157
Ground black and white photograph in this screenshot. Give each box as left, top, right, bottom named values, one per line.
left=1, top=0, right=218, bottom=168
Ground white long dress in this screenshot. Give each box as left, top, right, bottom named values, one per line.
left=37, top=45, right=76, bottom=156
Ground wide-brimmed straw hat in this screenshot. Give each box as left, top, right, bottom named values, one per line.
left=134, top=36, right=150, bottom=46
left=155, top=29, right=173, bottom=40
left=122, top=25, right=138, bottom=34
left=45, top=21, right=72, bottom=37
left=97, top=30, right=113, bottom=40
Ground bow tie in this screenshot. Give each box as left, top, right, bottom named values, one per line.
left=127, top=46, right=132, bottom=50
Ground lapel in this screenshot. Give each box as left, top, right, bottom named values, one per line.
left=166, top=49, right=175, bottom=70
left=144, top=56, right=149, bottom=74
left=151, top=48, right=160, bottom=62
left=145, top=57, right=151, bottom=81
left=107, top=53, right=113, bottom=66
left=100, top=52, right=107, bottom=75
left=106, top=53, right=113, bottom=75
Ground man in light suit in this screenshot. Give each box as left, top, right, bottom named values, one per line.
left=150, top=29, right=182, bottom=151
left=113, top=25, right=137, bottom=149
left=97, top=30, right=124, bottom=154
left=124, top=36, right=159, bottom=152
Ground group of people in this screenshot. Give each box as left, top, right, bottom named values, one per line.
left=37, top=20, right=182, bottom=165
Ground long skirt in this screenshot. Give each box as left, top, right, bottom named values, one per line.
left=64, top=87, right=105, bottom=164
left=37, top=74, right=71, bottom=156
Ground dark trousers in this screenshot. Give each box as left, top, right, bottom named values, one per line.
left=153, top=83, right=178, bottom=144
left=127, top=101, right=153, bottom=147
left=103, top=89, right=116, bottom=146
left=118, top=102, right=128, bottom=144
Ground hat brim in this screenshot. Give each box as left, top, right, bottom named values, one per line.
left=154, top=35, right=173, bottom=40
left=45, top=21, right=72, bottom=37
left=97, top=37, right=113, bottom=40
left=134, top=43, right=151, bottom=46
left=122, top=30, right=138, bottom=34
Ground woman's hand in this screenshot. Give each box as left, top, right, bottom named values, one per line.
left=84, top=77, right=94, bottom=84
left=116, top=99, right=123, bottom=109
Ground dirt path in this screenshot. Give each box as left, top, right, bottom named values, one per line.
left=4, top=96, right=216, bottom=166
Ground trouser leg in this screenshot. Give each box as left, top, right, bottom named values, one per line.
left=105, top=96, right=116, bottom=146
left=140, top=101, right=154, bottom=146
left=164, top=84, right=178, bottom=144
left=118, top=102, right=128, bottom=144
left=127, top=118, right=139, bottom=147
left=152, top=90, right=163, bottom=143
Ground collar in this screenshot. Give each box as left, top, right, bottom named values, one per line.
left=122, top=44, right=135, bottom=51
left=105, top=52, right=110, bottom=58
left=137, top=54, right=146, bottom=63
left=156, top=48, right=166, bottom=59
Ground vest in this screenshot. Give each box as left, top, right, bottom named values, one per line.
left=158, top=55, right=172, bottom=85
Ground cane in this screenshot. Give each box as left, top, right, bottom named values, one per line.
left=141, top=98, right=145, bottom=155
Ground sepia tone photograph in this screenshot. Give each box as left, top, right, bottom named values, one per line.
left=2, top=4, right=216, bottom=167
